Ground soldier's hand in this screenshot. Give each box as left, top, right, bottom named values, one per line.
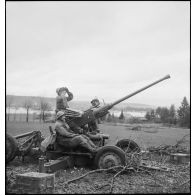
left=64, top=87, right=69, bottom=92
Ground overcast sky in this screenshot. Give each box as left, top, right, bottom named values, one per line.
left=6, top=1, right=190, bottom=107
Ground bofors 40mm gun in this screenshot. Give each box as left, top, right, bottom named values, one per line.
left=6, top=75, right=171, bottom=170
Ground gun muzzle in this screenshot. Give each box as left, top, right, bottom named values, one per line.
left=164, top=74, right=171, bottom=79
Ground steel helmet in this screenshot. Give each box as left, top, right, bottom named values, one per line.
left=91, top=98, right=100, bottom=104
left=56, top=111, right=65, bottom=119
left=58, top=87, right=68, bottom=94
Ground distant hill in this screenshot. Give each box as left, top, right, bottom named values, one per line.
left=113, top=102, right=155, bottom=112
left=6, top=95, right=155, bottom=112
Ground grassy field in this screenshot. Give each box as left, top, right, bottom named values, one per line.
left=101, top=123, right=190, bottom=149
left=6, top=121, right=190, bottom=150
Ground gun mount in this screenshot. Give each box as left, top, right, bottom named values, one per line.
left=72, top=74, right=171, bottom=127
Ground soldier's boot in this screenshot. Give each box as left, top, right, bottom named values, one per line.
left=87, top=139, right=98, bottom=149
left=80, top=142, right=97, bottom=153
left=82, top=135, right=97, bottom=149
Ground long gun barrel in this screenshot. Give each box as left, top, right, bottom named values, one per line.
left=93, top=74, right=171, bottom=117
left=110, top=74, right=170, bottom=108
left=73, top=75, right=171, bottom=127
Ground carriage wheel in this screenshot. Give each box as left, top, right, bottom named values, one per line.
left=6, top=134, right=18, bottom=163
left=116, top=139, right=141, bottom=154
left=94, top=146, right=126, bottom=169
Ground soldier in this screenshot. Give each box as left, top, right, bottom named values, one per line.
left=55, top=111, right=97, bottom=153
left=56, top=87, right=83, bottom=133
left=56, top=87, right=73, bottom=112
left=90, top=98, right=100, bottom=109
left=88, top=98, right=101, bottom=133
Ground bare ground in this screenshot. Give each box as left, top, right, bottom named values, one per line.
left=6, top=122, right=190, bottom=194
left=6, top=154, right=190, bottom=194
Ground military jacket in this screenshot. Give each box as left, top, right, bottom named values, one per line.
left=56, top=91, right=73, bottom=111
left=54, top=120, right=77, bottom=138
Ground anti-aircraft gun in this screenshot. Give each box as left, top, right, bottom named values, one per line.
left=71, top=74, right=171, bottom=129
left=6, top=75, right=171, bottom=170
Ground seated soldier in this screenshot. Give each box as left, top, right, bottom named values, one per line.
left=55, top=111, right=97, bottom=153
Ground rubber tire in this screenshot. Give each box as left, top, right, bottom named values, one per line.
left=6, top=134, right=18, bottom=163
left=94, top=145, right=126, bottom=169
left=116, top=139, right=141, bottom=153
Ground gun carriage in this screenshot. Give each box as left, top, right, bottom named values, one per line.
left=6, top=75, right=170, bottom=169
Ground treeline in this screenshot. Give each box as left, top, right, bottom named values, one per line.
left=145, top=97, right=190, bottom=128
left=6, top=96, right=53, bottom=123
left=106, top=110, right=125, bottom=123
left=104, top=110, right=143, bottom=124
left=113, top=106, right=152, bottom=112
left=104, top=97, right=190, bottom=129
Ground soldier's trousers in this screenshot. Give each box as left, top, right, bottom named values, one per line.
left=57, top=135, right=97, bottom=152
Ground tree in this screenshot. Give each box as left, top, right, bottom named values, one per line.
left=150, top=109, right=156, bottom=120
left=119, top=110, right=125, bottom=120
left=23, top=98, right=33, bottom=123
left=155, top=106, right=170, bottom=123
left=177, top=97, right=190, bottom=128
left=155, top=107, right=162, bottom=119
left=106, top=112, right=112, bottom=122
left=168, top=104, right=177, bottom=124
left=39, top=97, right=52, bottom=122
left=145, top=111, right=151, bottom=121
left=6, top=95, right=14, bottom=121
left=145, top=109, right=156, bottom=121
left=160, top=107, right=170, bottom=123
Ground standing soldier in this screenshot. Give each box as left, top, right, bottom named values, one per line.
left=56, top=87, right=83, bottom=133
left=88, top=98, right=101, bottom=133
left=56, top=87, right=73, bottom=112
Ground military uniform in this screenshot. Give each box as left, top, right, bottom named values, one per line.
left=56, top=87, right=83, bottom=133
left=56, top=90, right=73, bottom=112
left=88, top=98, right=101, bottom=133
left=55, top=119, right=97, bottom=152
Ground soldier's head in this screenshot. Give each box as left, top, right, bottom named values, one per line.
left=91, top=98, right=100, bottom=108
left=58, top=87, right=67, bottom=96
left=56, top=111, right=66, bottom=121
